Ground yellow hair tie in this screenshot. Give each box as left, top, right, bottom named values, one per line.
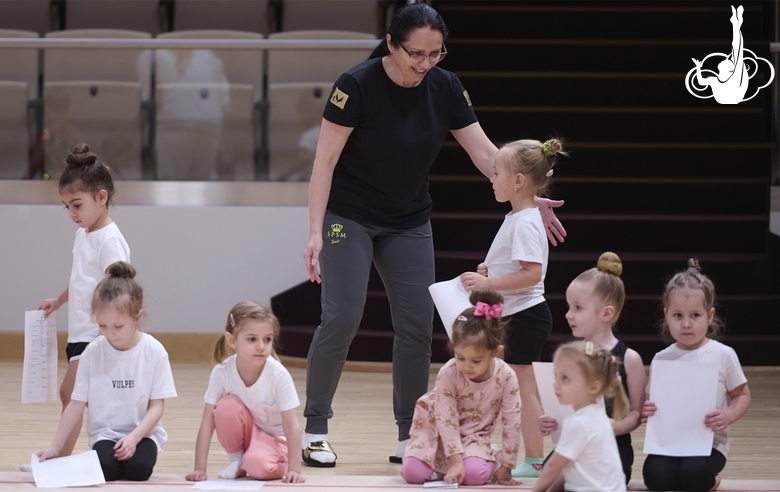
left=541, top=140, right=552, bottom=157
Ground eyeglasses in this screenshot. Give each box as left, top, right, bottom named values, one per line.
left=398, top=42, right=447, bottom=63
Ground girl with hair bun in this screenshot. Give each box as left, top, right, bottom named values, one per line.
left=539, top=252, right=645, bottom=483
left=459, top=137, right=566, bottom=477
left=401, top=290, right=520, bottom=487
left=532, top=341, right=629, bottom=492
left=642, top=260, right=751, bottom=492
left=36, top=143, right=130, bottom=459
left=36, top=262, right=177, bottom=482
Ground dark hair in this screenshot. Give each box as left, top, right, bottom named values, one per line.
left=659, top=259, right=723, bottom=342
left=59, top=143, right=116, bottom=206
left=368, top=3, right=449, bottom=59
left=213, top=301, right=281, bottom=364
left=449, top=289, right=507, bottom=353
left=92, top=261, right=144, bottom=322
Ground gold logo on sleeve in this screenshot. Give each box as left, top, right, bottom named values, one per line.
left=330, top=88, right=349, bottom=109
left=463, top=90, right=472, bottom=107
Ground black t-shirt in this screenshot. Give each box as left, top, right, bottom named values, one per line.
left=322, top=57, right=478, bottom=229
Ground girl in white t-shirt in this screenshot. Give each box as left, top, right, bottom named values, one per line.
left=186, top=302, right=305, bottom=484
left=642, top=259, right=751, bottom=492
left=532, top=341, right=628, bottom=492
left=459, top=138, right=565, bottom=477
left=37, top=262, right=177, bottom=482
left=38, top=143, right=131, bottom=459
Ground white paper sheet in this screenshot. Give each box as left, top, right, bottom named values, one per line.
left=22, top=310, right=58, bottom=404
left=643, top=360, right=718, bottom=457
left=423, top=480, right=458, bottom=489
left=30, top=451, right=106, bottom=488
left=428, top=277, right=472, bottom=339
left=192, top=480, right=265, bottom=490
left=533, top=362, right=605, bottom=444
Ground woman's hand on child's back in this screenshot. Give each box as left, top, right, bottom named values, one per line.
left=39, top=298, right=60, bottom=318
left=282, top=470, right=305, bottom=483
left=114, top=436, right=138, bottom=461
left=641, top=401, right=657, bottom=423
left=186, top=469, right=208, bottom=481
left=539, top=415, right=558, bottom=436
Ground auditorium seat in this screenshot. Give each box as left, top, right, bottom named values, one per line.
left=267, top=30, right=375, bottom=85
left=280, top=0, right=381, bottom=36
left=172, top=0, right=271, bottom=35
left=43, top=81, right=143, bottom=179
left=155, top=83, right=255, bottom=181
left=0, top=82, right=31, bottom=178
left=0, top=0, right=58, bottom=36
left=64, top=0, right=164, bottom=34
left=267, top=82, right=330, bottom=181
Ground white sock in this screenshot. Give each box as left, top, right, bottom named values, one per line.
left=395, top=439, right=409, bottom=458
left=218, top=451, right=245, bottom=479
left=303, top=433, right=336, bottom=463
left=19, top=463, right=32, bottom=473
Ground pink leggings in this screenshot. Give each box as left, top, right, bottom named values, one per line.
left=213, top=395, right=289, bottom=480
left=401, top=456, right=494, bottom=486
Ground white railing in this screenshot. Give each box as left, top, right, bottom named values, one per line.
left=0, top=38, right=378, bottom=50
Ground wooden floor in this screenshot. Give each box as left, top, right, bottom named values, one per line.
left=1, top=360, right=779, bottom=487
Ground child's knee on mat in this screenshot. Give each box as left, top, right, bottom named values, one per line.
left=401, top=457, right=434, bottom=484
left=245, top=459, right=287, bottom=480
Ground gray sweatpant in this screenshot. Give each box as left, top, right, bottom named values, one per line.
left=304, top=211, right=435, bottom=441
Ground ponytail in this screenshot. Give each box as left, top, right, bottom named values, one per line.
left=604, top=358, right=629, bottom=420
left=212, top=333, right=231, bottom=365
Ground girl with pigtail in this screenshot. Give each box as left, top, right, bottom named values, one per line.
left=540, top=252, right=645, bottom=483
left=532, top=341, right=628, bottom=492
left=642, top=260, right=750, bottom=492
left=459, top=137, right=565, bottom=477
left=186, top=302, right=304, bottom=484
left=401, top=289, right=521, bottom=487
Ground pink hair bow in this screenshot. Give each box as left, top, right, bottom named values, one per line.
left=473, top=302, right=503, bottom=320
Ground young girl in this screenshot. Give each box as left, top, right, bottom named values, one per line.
left=539, top=252, right=645, bottom=483
left=38, top=143, right=130, bottom=457
left=532, top=341, right=628, bottom=492
left=401, top=289, right=520, bottom=487
left=36, top=262, right=177, bottom=481
left=459, top=138, right=564, bottom=477
left=642, top=260, right=751, bottom=492
left=186, top=302, right=305, bottom=484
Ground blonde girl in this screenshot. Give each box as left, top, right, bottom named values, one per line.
left=642, top=260, right=751, bottom=492
left=37, top=262, right=177, bottom=482
left=186, top=302, right=304, bottom=484
left=539, top=252, right=645, bottom=482
left=401, top=289, right=520, bottom=487
left=532, top=341, right=628, bottom=492
left=38, top=143, right=130, bottom=459
left=459, top=138, right=564, bottom=477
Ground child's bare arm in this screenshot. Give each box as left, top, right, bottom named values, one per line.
left=532, top=452, right=567, bottom=492
left=705, top=383, right=750, bottom=431
left=281, top=408, right=305, bottom=483
left=36, top=400, right=87, bottom=460
left=461, top=261, right=541, bottom=292
left=186, top=403, right=216, bottom=481
left=39, top=287, right=69, bottom=318
left=114, top=399, right=164, bottom=461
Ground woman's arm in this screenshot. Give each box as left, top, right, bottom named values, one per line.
left=450, top=122, right=497, bottom=179
left=114, top=399, right=165, bottom=461
left=461, top=261, right=541, bottom=292
left=36, top=400, right=87, bottom=460
left=281, top=408, right=305, bottom=483
left=303, top=118, right=354, bottom=283
left=186, top=403, right=216, bottom=481
left=612, top=348, right=646, bottom=435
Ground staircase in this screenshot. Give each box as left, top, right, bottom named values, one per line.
left=273, top=1, right=780, bottom=366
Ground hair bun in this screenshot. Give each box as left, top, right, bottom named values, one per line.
left=65, top=143, right=97, bottom=166
left=468, top=288, right=504, bottom=307
left=547, top=139, right=563, bottom=156
left=597, top=251, right=623, bottom=276
left=687, top=258, right=702, bottom=272
left=107, top=261, right=136, bottom=279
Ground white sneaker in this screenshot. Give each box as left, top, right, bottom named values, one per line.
left=19, top=463, right=32, bottom=472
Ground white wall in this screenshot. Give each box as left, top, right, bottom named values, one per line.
left=0, top=204, right=310, bottom=334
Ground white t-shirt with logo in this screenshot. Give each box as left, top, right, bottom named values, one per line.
left=71, top=333, right=178, bottom=451
left=484, top=208, right=548, bottom=315
left=204, top=355, right=300, bottom=438
left=68, top=222, right=130, bottom=343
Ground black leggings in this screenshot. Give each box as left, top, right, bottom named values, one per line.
left=94, top=438, right=157, bottom=481
left=643, top=448, right=726, bottom=492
